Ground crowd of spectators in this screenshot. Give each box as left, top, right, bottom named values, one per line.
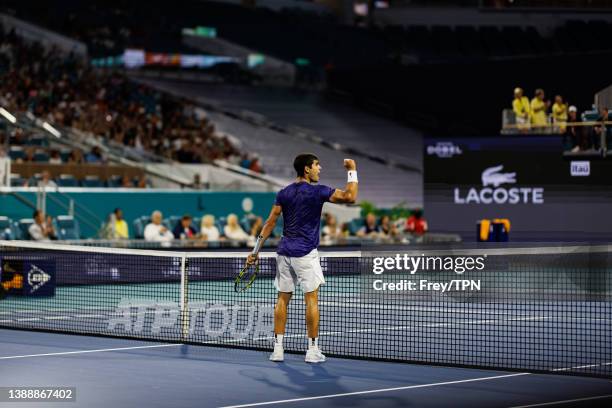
left=0, top=26, right=263, bottom=171
left=322, top=211, right=427, bottom=245
left=511, top=87, right=611, bottom=152
left=135, top=210, right=261, bottom=246
left=100, top=209, right=428, bottom=245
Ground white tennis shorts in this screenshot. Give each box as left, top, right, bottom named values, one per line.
left=275, top=249, right=325, bottom=293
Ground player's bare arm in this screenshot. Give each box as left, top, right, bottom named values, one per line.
left=247, top=205, right=281, bottom=265
left=330, top=159, right=358, bottom=204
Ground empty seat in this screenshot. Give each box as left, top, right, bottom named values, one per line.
left=55, top=215, right=80, bottom=240
left=57, top=174, right=78, bottom=187
left=9, top=146, right=25, bottom=160
left=27, top=136, right=46, bottom=146
left=0, top=216, right=15, bottom=240
left=348, top=218, right=364, bottom=235
left=107, top=175, right=122, bottom=187
left=167, top=216, right=182, bottom=230
left=60, top=149, right=72, bottom=162
left=33, top=150, right=50, bottom=162
left=10, top=174, right=25, bottom=187
left=18, top=218, right=35, bottom=240
left=132, top=216, right=150, bottom=239
left=81, top=175, right=103, bottom=187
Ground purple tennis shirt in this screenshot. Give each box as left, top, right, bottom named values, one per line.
left=275, top=181, right=335, bottom=257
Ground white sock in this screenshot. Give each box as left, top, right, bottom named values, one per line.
left=275, top=334, right=284, bottom=347
left=309, top=337, right=319, bottom=350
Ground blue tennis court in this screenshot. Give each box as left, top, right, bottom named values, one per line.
left=2, top=329, right=612, bottom=408
left=1, top=279, right=611, bottom=375
left=1, top=244, right=612, bottom=407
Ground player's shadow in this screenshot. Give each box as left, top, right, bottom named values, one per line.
left=240, top=357, right=407, bottom=407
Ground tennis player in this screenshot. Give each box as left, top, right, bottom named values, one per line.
left=247, top=154, right=358, bottom=363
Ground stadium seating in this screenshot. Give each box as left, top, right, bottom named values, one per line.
left=81, top=175, right=104, bottom=188
left=56, top=174, right=78, bottom=187
left=33, top=150, right=50, bottom=162
left=9, top=146, right=25, bottom=161
left=0, top=217, right=16, bottom=240
left=10, top=174, right=25, bottom=187
left=55, top=216, right=80, bottom=240
left=106, top=175, right=123, bottom=188
left=205, top=110, right=422, bottom=207
left=17, top=219, right=35, bottom=240
left=347, top=218, right=364, bottom=236
left=132, top=217, right=149, bottom=239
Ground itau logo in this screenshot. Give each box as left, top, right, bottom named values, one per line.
left=454, top=164, right=544, bottom=205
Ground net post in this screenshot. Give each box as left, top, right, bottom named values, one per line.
left=179, top=254, right=189, bottom=340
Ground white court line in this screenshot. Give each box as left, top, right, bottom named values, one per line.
left=509, top=394, right=612, bottom=408
left=0, top=344, right=183, bottom=360
left=553, top=362, right=612, bottom=371
left=219, top=372, right=531, bottom=408
left=220, top=359, right=612, bottom=408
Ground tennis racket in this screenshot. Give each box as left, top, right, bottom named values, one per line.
left=235, top=259, right=259, bottom=293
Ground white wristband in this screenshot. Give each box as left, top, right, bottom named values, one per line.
left=347, top=170, right=358, bottom=183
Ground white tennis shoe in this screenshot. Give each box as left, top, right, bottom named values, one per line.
left=269, top=344, right=284, bottom=362
left=305, top=347, right=326, bottom=363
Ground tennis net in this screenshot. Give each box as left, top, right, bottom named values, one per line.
left=0, top=241, right=610, bottom=378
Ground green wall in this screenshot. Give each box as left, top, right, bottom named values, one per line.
left=1, top=190, right=275, bottom=238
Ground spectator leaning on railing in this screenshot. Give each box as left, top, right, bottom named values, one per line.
left=566, top=106, right=582, bottom=152
left=512, top=87, right=531, bottom=130
left=592, top=107, right=610, bottom=152
left=552, top=95, right=568, bottom=133
left=530, top=89, right=550, bottom=129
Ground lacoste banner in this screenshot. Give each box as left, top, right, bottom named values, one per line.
left=424, top=141, right=612, bottom=238
left=453, top=164, right=544, bottom=205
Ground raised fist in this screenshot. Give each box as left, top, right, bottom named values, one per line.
left=343, top=159, right=356, bottom=171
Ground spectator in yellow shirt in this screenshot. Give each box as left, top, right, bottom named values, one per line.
left=114, top=208, right=129, bottom=239
left=512, top=87, right=531, bottom=130
left=552, top=95, right=568, bottom=133
left=530, top=88, right=550, bottom=130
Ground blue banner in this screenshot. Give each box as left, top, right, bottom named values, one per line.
left=0, top=259, right=55, bottom=296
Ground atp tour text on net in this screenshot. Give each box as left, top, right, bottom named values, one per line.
left=370, top=254, right=485, bottom=293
